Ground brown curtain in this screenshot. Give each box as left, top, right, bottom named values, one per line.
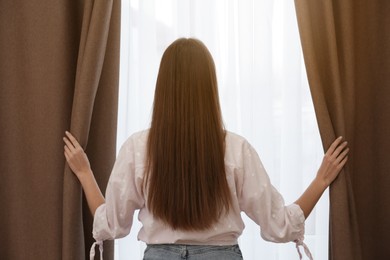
left=294, top=0, right=390, bottom=259
left=0, top=1, right=120, bottom=259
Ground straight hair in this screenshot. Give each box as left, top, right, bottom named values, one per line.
left=145, top=38, right=232, bottom=231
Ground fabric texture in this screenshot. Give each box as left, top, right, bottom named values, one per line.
left=92, top=130, right=307, bottom=257
left=294, top=0, right=390, bottom=259
left=0, top=1, right=120, bottom=259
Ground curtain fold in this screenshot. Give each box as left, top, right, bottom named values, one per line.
left=295, top=0, right=390, bottom=259
left=0, top=0, right=120, bottom=259
left=62, top=1, right=119, bottom=259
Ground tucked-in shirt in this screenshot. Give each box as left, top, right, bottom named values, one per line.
left=92, top=130, right=310, bottom=259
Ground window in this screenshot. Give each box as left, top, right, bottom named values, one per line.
left=116, top=1, right=327, bottom=259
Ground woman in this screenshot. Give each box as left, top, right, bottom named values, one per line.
left=64, top=38, right=348, bottom=260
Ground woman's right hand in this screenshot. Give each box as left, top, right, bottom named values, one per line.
left=316, top=136, right=349, bottom=188
left=295, top=136, right=349, bottom=219
left=63, top=131, right=92, bottom=180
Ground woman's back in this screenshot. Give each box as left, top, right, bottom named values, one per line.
left=92, top=129, right=305, bottom=246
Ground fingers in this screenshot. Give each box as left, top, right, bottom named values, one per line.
left=335, top=146, right=349, bottom=164
left=64, top=143, right=71, bottom=155
left=325, top=136, right=343, bottom=156
left=326, top=137, right=349, bottom=162
left=64, top=150, right=70, bottom=161
left=318, top=137, right=350, bottom=186
left=323, top=136, right=349, bottom=169
left=65, top=131, right=82, bottom=149
left=340, top=155, right=348, bottom=167
left=63, top=136, right=74, bottom=150
left=333, top=141, right=348, bottom=157
left=63, top=131, right=84, bottom=163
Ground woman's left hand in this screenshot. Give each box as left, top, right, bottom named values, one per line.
left=63, top=131, right=92, bottom=180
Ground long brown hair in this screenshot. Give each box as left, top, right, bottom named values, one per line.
left=145, top=38, right=232, bottom=231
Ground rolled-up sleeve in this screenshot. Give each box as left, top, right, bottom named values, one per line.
left=238, top=140, right=305, bottom=243
left=93, top=137, right=145, bottom=241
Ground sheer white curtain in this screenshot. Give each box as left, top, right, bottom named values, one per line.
left=116, top=0, right=328, bottom=259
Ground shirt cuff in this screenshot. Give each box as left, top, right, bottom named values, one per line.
left=92, top=203, right=108, bottom=241
left=290, top=204, right=313, bottom=260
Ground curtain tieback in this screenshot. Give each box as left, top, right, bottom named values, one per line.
left=295, top=239, right=313, bottom=260
left=90, top=240, right=103, bottom=260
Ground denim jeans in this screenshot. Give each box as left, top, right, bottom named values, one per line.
left=143, top=244, right=243, bottom=260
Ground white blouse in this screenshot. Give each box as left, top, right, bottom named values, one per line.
left=90, top=130, right=312, bottom=260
